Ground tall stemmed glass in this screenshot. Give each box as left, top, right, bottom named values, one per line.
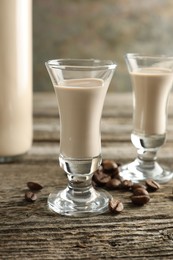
left=45, top=59, right=116, bottom=216
left=120, top=54, right=173, bottom=183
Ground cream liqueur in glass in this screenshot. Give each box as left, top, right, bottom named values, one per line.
left=120, top=54, right=173, bottom=183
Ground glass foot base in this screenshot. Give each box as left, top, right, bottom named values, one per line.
left=48, top=187, right=112, bottom=217
left=119, top=159, right=173, bottom=183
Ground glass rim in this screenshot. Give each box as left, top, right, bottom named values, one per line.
left=126, top=53, right=173, bottom=60
left=45, top=58, right=117, bottom=70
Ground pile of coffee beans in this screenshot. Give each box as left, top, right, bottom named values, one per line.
left=93, top=160, right=122, bottom=189
left=93, top=159, right=161, bottom=213
left=25, top=181, right=43, bottom=202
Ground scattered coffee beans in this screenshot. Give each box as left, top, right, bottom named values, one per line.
left=93, top=160, right=163, bottom=210
left=109, top=199, right=124, bottom=214
left=145, top=179, right=160, bottom=192
left=27, top=181, right=43, bottom=191
left=25, top=191, right=37, bottom=202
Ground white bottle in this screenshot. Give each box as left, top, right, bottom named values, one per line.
left=0, top=0, right=33, bottom=162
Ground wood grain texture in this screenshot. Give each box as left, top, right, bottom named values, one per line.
left=1, top=92, right=173, bottom=259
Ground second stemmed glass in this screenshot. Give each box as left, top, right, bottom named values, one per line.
left=45, top=59, right=117, bottom=216
left=120, top=54, right=173, bottom=183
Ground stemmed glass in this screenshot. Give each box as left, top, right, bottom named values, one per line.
left=45, top=59, right=116, bottom=216
left=120, top=54, right=173, bottom=183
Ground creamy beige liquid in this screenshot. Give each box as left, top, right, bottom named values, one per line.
left=0, top=0, right=32, bottom=158
left=54, top=78, right=108, bottom=158
left=131, top=68, right=173, bottom=135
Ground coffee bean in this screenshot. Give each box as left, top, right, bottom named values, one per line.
left=131, top=183, right=147, bottom=192
left=93, top=170, right=111, bottom=186
left=145, top=179, right=160, bottom=192
left=106, top=178, right=122, bottom=190
left=27, top=181, right=43, bottom=191
left=131, top=194, right=150, bottom=206
left=120, top=179, right=133, bottom=190
left=25, top=191, right=37, bottom=202
left=133, top=187, right=149, bottom=196
left=109, top=199, right=124, bottom=214
left=131, top=188, right=150, bottom=206
left=102, top=160, right=118, bottom=172
left=101, top=160, right=120, bottom=178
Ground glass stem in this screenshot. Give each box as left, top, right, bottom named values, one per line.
left=66, top=172, right=94, bottom=202
left=137, top=148, right=158, bottom=163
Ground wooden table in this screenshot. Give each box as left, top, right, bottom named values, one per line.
left=1, top=92, right=173, bottom=260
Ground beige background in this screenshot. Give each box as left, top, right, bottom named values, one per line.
left=33, top=0, right=173, bottom=92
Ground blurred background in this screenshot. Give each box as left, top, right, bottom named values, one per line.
left=33, top=0, right=173, bottom=92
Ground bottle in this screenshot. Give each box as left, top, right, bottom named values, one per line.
left=0, top=0, right=33, bottom=162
